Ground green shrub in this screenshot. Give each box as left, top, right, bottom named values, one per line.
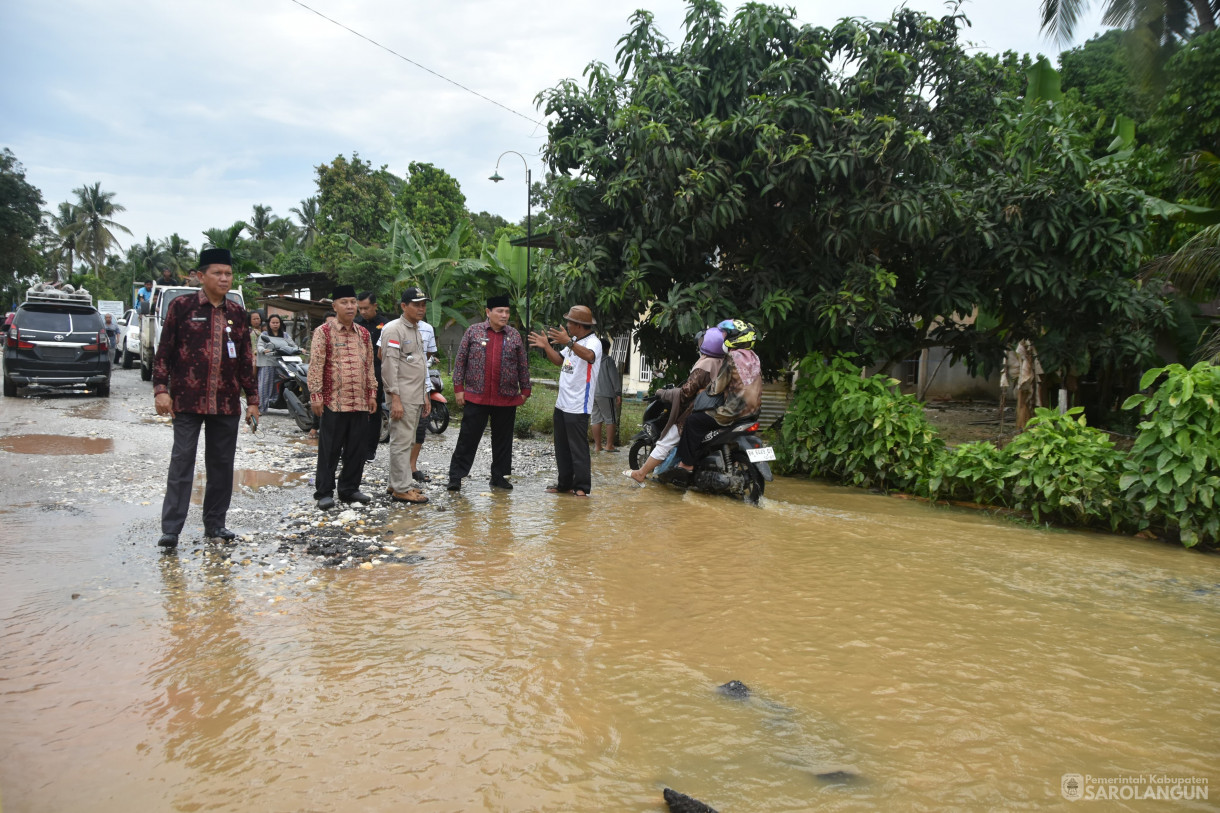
left=926, top=441, right=1010, bottom=507
left=1121, top=362, right=1220, bottom=547
left=778, top=355, right=943, bottom=492
left=514, top=407, right=535, bottom=439
left=1003, top=407, right=1128, bottom=529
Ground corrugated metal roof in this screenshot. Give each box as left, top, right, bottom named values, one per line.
left=759, top=381, right=791, bottom=429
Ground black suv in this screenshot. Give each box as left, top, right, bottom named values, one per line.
left=3, top=299, right=112, bottom=397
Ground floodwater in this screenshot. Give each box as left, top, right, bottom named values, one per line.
left=2, top=465, right=1218, bottom=812
left=0, top=433, right=114, bottom=455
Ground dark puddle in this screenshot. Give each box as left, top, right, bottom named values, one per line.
left=189, top=469, right=308, bottom=504
left=0, top=434, right=114, bottom=455
left=64, top=401, right=109, bottom=420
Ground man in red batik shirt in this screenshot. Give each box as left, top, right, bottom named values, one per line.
left=153, top=248, right=259, bottom=549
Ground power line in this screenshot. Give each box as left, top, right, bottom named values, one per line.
left=285, top=0, right=544, bottom=127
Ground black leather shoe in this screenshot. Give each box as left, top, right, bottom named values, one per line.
left=412, top=470, right=432, bottom=483
left=158, top=533, right=179, bottom=549
left=317, top=496, right=336, bottom=510
left=489, top=476, right=513, bottom=490
left=205, top=527, right=236, bottom=541
left=339, top=490, right=371, bottom=504
left=446, top=480, right=461, bottom=492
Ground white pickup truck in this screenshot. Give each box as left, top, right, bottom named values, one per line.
left=138, top=285, right=246, bottom=381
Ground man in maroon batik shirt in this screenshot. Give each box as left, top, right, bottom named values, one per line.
left=153, top=248, right=259, bottom=549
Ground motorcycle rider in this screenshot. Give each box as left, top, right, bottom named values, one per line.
left=623, top=327, right=726, bottom=486
left=667, top=321, right=762, bottom=487
left=256, top=313, right=293, bottom=408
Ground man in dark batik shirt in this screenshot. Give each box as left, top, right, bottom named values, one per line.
left=153, top=248, right=259, bottom=549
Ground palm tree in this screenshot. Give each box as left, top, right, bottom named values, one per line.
left=268, top=216, right=302, bottom=253
left=202, top=222, right=247, bottom=254
left=128, top=236, right=170, bottom=279
left=1041, top=0, right=1216, bottom=45
left=47, top=201, right=82, bottom=283
left=289, top=197, right=320, bottom=248
left=160, top=233, right=197, bottom=274
left=71, top=183, right=133, bottom=274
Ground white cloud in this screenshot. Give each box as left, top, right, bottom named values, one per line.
left=1, top=0, right=1110, bottom=252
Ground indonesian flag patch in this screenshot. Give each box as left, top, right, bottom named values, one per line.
left=386, top=339, right=401, bottom=350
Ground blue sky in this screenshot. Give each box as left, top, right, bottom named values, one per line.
left=1, top=0, right=1108, bottom=254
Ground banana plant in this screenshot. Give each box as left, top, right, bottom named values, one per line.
left=386, top=218, right=486, bottom=328
left=481, top=234, right=540, bottom=330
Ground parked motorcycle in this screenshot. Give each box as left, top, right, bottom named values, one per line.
left=629, top=395, right=773, bottom=503
left=426, top=367, right=449, bottom=434
left=260, top=335, right=315, bottom=433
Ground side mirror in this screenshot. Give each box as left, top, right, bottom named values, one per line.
left=117, top=318, right=127, bottom=327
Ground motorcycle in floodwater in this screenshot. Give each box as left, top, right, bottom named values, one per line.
left=628, top=396, right=774, bottom=503
left=375, top=366, right=449, bottom=443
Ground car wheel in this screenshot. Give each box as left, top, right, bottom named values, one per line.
left=2, top=375, right=15, bottom=397
left=122, top=348, right=135, bottom=369
left=140, top=356, right=152, bottom=381
left=96, top=381, right=110, bottom=398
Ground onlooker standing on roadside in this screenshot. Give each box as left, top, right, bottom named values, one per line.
left=355, top=291, right=392, bottom=463
left=447, top=295, right=531, bottom=492
left=591, top=337, right=621, bottom=453
left=380, top=287, right=432, bottom=504
left=152, top=248, right=259, bottom=549
left=103, top=313, right=119, bottom=359
left=248, top=310, right=263, bottom=374
left=308, top=285, right=377, bottom=510
left=256, top=314, right=290, bottom=408
left=528, top=306, right=601, bottom=497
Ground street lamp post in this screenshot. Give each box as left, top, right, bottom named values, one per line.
left=489, top=151, right=531, bottom=334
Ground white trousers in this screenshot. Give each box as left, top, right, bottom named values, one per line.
left=650, top=424, right=680, bottom=461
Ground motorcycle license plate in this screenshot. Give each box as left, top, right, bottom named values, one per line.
left=746, top=446, right=776, bottom=463
left=281, top=355, right=302, bottom=363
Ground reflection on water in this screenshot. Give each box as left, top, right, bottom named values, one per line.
left=2, top=457, right=1218, bottom=811
left=146, top=555, right=270, bottom=801
left=189, top=468, right=308, bottom=505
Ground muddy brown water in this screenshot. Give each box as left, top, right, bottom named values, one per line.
left=1, top=464, right=1217, bottom=812
left=0, top=433, right=114, bottom=455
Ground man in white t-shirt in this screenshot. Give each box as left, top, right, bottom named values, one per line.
left=528, top=305, right=602, bottom=497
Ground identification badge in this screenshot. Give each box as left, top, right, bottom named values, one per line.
left=190, top=315, right=207, bottom=321
left=227, top=341, right=237, bottom=359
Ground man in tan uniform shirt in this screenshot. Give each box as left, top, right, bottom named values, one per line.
left=380, top=286, right=432, bottom=504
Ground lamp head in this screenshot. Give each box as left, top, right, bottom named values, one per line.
left=489, top=171, right=504, bottom=183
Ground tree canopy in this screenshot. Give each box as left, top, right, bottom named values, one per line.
left=538, top=1, right=1164, bottom=379
left=0, top=148, right=45, bottom=300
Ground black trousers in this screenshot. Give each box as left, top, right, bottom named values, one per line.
left=677, top=411, right=721, bottom=466
left=553, top=408, right=592, bottom=493
left=315, top=408, right=370, bottom=499
left=448, top=400, right=516, bottom=482
left=161, top=412, right=240, bottom=534
left=362, top=373, right=386, bottom=461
